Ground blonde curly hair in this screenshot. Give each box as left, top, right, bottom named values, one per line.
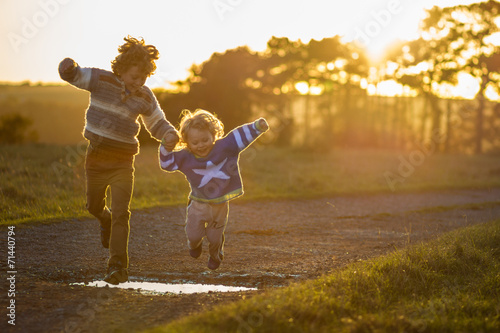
left=111, top=36, right=159, bottom=77
left=178, top=109, right=224, bottom=149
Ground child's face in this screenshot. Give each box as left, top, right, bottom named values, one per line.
left=120, top=65, right=147, bottom=93
left=186, top=127, right=215, bottom=157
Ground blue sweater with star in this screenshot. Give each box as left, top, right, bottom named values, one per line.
left=159, top=119, right=268, bottom=204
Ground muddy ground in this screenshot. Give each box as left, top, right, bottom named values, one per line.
left=1, top=188, right=499, bottom=333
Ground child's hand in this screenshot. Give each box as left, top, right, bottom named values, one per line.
left=161, top=132, right=179, bottom=151
left=59, top=58, right=76, bottom=74
left=258, top=118, right=269, bottom=132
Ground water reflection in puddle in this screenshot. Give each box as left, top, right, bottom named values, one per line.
left=72, top=281, right=257, bottom=295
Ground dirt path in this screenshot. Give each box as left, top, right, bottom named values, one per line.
left=1, top=188, right=499, bottom=333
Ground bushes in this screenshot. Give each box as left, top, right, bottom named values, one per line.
left=0, top=112, right=38, bottom=144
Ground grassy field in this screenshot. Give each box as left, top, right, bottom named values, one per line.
left=1, top=143, right=500, bottom=225
left=0, top=84, right=89, bottom=145
left=147, top=219, right=500, bottom=333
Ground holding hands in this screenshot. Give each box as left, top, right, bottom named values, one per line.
left=162, top=131, right=180, bottom=151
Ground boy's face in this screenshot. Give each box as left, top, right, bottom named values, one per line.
left=120, top=65, right=147, bottom=93
left=186, top=127, right=215, bottom=157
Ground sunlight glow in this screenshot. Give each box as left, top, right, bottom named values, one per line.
left=294, top=81, right=324, bottom=95
left=485, top=85, right=500, bottom=102
left=376, top=80, right=404, bottom=97
left=334, top=59, right=347, bottom=69
left=309, top=85, right=323, bottom=95
left=360, top=78, right=368, bottom=90
left=484, top=32, right=500, bottom=46
left=433, top=72, right=480, bottom=99
left=295, top=81, right=309, bottom=95
left=367, top=84, right=377, bottom=95
left=407, top=62, right=431, bottom=75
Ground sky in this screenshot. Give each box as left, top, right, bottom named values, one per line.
left=0, top=0, right=482, bottom=88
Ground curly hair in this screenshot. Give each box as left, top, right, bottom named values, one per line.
left=178, top=109, right=224, bottom=149
left=111, top=36, right=159, bottom=77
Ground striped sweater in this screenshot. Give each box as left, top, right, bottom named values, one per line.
left=159, top=119, right=268, bottom=203
left=58, top=59, right=176, bottom=158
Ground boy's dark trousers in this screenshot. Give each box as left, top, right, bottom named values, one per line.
left=85, top=147, right=134, bottom=270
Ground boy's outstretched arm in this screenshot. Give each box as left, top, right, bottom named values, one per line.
left=59, top=58, right=77, bottom=77
left=58, top=57, right=92, bottom=90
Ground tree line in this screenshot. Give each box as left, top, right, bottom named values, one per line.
left=154, top=0, right=499, bottom=154
left=1, top=1, right=498, bottom=153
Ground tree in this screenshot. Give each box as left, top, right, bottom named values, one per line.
left=255, top=36, right=370, bottom=149
left=393, top=0, right=500, bottom=153
left=183, top=46, right=262, bottom=131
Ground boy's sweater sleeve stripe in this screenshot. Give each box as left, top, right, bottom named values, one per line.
left=159, top=145, right=179, bottom=171
left=142, top=105, right=174, bottom=137
left=141, top=88, right=176, bottom=140
left=63, top=66, right=93, bottom=91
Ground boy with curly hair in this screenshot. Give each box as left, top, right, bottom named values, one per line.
left=59, top=36, right=179, bottom=284
left=159, top=109, right=269, bottom=270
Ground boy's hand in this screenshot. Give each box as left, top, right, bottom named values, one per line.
left=257, top=118, right=269, bottom=132
left=161, top=132, right=179, bottom=151
left=59, top=58, right=76, bottom=74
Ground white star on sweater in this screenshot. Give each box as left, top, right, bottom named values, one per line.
left=193, top=159, right=230, bottom=188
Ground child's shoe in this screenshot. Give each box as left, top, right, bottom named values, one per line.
left=189, top=244, right=202, bottom=259
left=207, top=257, right=220, bottom=270
left=104, top=264, right=128, bottom=285
left=100, top=225, right=111, bottom=249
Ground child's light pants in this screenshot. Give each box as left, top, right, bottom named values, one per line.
left=186, top=200, right=229, bottom=263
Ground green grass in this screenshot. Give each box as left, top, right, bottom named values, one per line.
left=147, top=219, right=500, bottom=333
left=1, top=143, right=500, bottom=225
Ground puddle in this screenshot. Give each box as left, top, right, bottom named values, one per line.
left=72, top=281, right=257, bottom=295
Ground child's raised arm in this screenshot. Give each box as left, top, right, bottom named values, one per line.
left=225, top=117, right=269, bottom=153
left=58, top=58, right=93, bottom=91
left=58, top=58, right=77, bottom=76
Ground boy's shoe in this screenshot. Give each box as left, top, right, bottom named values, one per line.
left=104, top=265, right=128, bottom=285
left=189, top=244, right=202, bottom=259
left=207, top=257, right=221, bottom=270
left=100, top=225, right=111, bottom=249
